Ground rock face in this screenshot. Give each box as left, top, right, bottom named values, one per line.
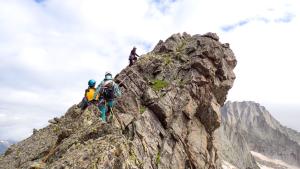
left=219, top=101, right=300, bottom=169
left=217, top=122, right=259, bottom=169
left=0, top=32, right=236, bottom=169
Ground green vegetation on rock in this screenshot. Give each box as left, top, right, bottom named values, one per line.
left=155, top=151, right=161, bottom=165
left=164, top=55, right=172, bottom=65
left=140, top=106, right=146, bottom=114
left=150, top=80, right=169, bottom=91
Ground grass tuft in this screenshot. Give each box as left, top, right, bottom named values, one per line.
left=150, top=80, right=169, bottom=92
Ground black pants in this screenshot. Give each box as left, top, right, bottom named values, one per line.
left=129, top=57, right=137, bottom=66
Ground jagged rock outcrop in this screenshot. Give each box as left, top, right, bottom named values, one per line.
left=0, top=32, right=236, bottom=169
left=219, top=101, right=300, bottom=169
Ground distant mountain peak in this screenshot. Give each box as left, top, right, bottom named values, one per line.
left=222, top=101, right=280, bottom=130
left=219, top=101, right=300, bottom=169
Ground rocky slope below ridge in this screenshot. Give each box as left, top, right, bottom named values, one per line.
left=219, top=101, right=300, bottom=169
left=0, top=32, right=236, bottom=169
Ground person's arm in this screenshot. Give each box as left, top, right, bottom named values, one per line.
left=84, top=89, right=89, bottom=98
left=135, top=52, right=140, bottom=57
left=95, top=83, right=102, bottom=96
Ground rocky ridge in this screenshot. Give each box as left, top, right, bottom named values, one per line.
left=219, top=101, right=300, bottom=169
left=0, top=32, right=236, bottom=169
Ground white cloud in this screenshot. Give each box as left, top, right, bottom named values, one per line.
left=0, top=0, right=300, bottom=140
left=224, top=18, right=300, bottom=104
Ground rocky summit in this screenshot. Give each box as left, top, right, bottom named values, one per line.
left=0, top=32, right=236, bottom=169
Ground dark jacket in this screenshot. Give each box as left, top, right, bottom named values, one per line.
left=129, top=49, right=139, bottom=59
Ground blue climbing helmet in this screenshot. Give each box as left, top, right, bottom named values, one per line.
left=104, top=71, right=113, bottom=80
left=88, top=79, right=96, bottom=87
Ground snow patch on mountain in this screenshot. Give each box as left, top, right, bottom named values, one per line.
left=251, top=151, right=300, bottom=169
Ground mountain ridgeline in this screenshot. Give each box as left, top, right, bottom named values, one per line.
left=0, top=32, right=237, bottom=169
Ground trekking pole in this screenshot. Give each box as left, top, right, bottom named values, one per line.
left=116, top=70, right=135, bottom=88
left=117, top=77, right=128, bottom=86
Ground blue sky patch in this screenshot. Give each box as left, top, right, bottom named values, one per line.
left=150, top=0, right=177, bottom=14
left=221, top=19, right=250, bottom=32
left=257, top=17, right=270, bottom=23
left=34, top=0, right=46, bottom=3
left=152, top=0, right=177, bottom=4
left=141, top=42, right=152, bottom=51
left=275, top=13, right=295, bottom=23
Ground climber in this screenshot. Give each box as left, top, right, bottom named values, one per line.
left=96, top=72, right=121, bottom=122
left=129, top=46, right=140, bottom=66
left=78, top=79, right=99, bottom=110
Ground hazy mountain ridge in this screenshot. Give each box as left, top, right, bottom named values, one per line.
left=0, top=140, right=14, bottom=155
left=220, top=101, right=300, bottom=169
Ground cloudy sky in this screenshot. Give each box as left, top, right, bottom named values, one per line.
left=0, top=0, right=299, bottom=141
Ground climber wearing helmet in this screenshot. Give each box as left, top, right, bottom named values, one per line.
left=78, top=79, right=99, bottom=110
left=129, top=46, right=140, bottom=67
left=96, top=72, right=121, bottom=122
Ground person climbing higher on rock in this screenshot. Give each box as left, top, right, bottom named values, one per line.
left=96, top=72, right=121, bottom=122
left=129, top=46, right=139, bottom=66
left=78, top=79, right=99, bottom=110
